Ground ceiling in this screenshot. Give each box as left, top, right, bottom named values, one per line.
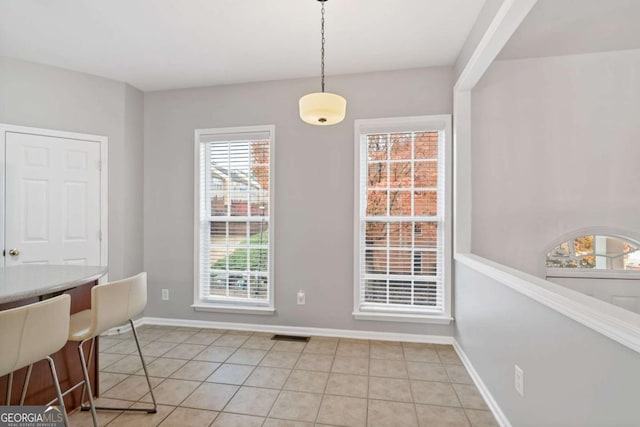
left=0, top=0, right=486, bottom=91
left=499, top=0, right=640, bottom=60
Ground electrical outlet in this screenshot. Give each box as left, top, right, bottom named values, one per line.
left=515, top=365, right=524, bottom=397
left=297, top=291, right=305, bottom=305
left=162, top=289, right=169, bottom=301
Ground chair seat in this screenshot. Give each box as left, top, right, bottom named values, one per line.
left=69, top=309, right=94, bottom=342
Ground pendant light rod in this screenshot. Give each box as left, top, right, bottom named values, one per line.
left=299, top=0, right=346, bottom=126
left=320, top=0, right=326, bottom=92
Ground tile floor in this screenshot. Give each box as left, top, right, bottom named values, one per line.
left=68, top=325, right=498, bottom=427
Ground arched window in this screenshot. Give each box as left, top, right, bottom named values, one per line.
left=546, top=235, right=640, bottom=271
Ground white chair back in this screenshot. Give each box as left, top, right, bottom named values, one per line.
left=90, top=272, right=147, bottom=337
left=0, top=294, right=70, bottom=377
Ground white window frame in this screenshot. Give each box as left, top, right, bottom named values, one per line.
left=192, top=125, right=275, bottom=315
left=353, top=115, right=452, bottom=324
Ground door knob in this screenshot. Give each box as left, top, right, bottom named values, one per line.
left=8, top=248, right=20, bottom=256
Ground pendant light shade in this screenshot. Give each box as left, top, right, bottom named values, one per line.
left=299, top=0, right=346, bottom=126
left=299, top=92, right=346, bottom=125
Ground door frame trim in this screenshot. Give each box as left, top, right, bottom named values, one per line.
left=0, top=124, right=108, bottom=277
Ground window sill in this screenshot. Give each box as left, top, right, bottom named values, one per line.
left=191, top=303, right=276, bottom=315
left=353, top=311, right=453, bottom=324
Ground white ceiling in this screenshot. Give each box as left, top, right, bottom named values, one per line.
left=0, top=0, right=486, bottom=91
left=499, top=0, right=640, bottom=60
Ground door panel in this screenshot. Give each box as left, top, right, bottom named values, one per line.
left=5, top=132, right=101, bottom=266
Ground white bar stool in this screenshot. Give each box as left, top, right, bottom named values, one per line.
left=0, top=294, right=71, bottom=427
left=67, top=272, right=156, bottom=427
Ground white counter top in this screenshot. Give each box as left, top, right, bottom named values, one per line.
left=0, top=265, right=107, bottom=304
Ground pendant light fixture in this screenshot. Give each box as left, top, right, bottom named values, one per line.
left=299, top=0, right=346, bottom=126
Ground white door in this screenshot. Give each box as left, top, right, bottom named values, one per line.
left=5, top=132, right=102, bottom=266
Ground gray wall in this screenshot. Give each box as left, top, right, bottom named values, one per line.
left=0, top=57, right=145, bottom=280
left=470, top=49, right=640, bottom=277
left=455, top=261, right=640, bottom=426
left=143, top=67, right=454, bottom=335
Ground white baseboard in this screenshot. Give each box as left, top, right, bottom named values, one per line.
left=453, top=340, right=511, bottom=427
left=105, top=316, right=453, bottom=344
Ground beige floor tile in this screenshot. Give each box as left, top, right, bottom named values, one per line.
left=162, top=343, right=208, bottom=360
left=260, top=351, right=300, bottom=369
left=325, top=374, right=368, bottom=398
left=370, top=343, right=404, bottom=360
left=212, top=412, right=264, bottom=427
left=242, top=336, right=276, bottom=351
left=104, top=355, right=156, bottom=375
left=102, top=374, right=162, bottom=401
left=227, top=348, right=267, bottom=365
left=465, top=409, right=499, bottom=427
left=411, top=380, right=461, bottom=407
left=367, top=399, right=418, bottom=427
left=263, top=419, right=313, bottom=427
left=172, top=327, right=202, bottom=333
left=245, top=366, right=291, bottom=389
left=369, top=359, right=408, bottom=379
left=226, top=329, right=254, bottom=335
left=156, top=330, right=197, bottom=343
left=140, top=341, right=178, bottom=358
left=141, top=378, right=200, bottom=406
left=224, top=386, right=280, bottom=416
left=194, top=346, right=236, bottom=363
left=284, top=370, right=328, bottom=393
left=295, top=353, right=334, bottom=372
left=438, top=348, right=463, bottom=365
left=368, top=377, right=413, bottom=402
left=407, top=362, right=449, bottom=382
left=402, top=345, right=440, bottom=363
left=184, top=331, right=223, bottom=345
left=68, top=398, right=131, bottom=427
left=331, top=357, right=369, bottom=376
left=303, top=340, right=337, bottom=355
left=99, top=352, right=127, bottom=369
left=272, top=341, right=306, bottom=353
left=316, top=394, right=367, bottom=427
left=170, top=360, right=220, bottom=381
left=158, top=407, right=218, bottom=427
left=99, top=372, right=129, bottom=394
left=215, top=334, right=250, bottom=348
left=139, top=357, right=186, bottom=378
left=107, top=403, right=175, bottom=427
left=453, top=384, right=488, bottom=410
left=336, top=341, right=370, bottom=358
left=269, top=391, right=322, bottom=422
left=106, top=339, right=139, bottom=355
left=415, top=404, right=470, bottom=427
left=445, top=365, right=473, bottom=384
left=207, top=363, right=255, bottom=385
left=135, top=328, right=167, bottom=342
left=99, top=337, right=124, bottom=351
left=181, top=382, right=238, bottom=411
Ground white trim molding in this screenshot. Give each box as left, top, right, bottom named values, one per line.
left=456, top=253, right=640, bottom=354
left=453, top=340, right=512, bottom=427
left=104, top=316, right=454, bottom=344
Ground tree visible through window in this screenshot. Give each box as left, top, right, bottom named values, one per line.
left=197, top=127, right=273, bottom=307
left=547, top=235, right=640, bottom=270
left=357, top=123, right=445, bottom=313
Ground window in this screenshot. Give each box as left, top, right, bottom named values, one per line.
left=193, top=125, right=274, bottom=313
left=354, top=116, right=451, bottom=322
left=546, top=233, right=640, bottom=274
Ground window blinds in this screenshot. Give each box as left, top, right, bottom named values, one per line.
left=198, top=129, right=272, bottom=305
left=358, top=130, right=445, bottom=313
